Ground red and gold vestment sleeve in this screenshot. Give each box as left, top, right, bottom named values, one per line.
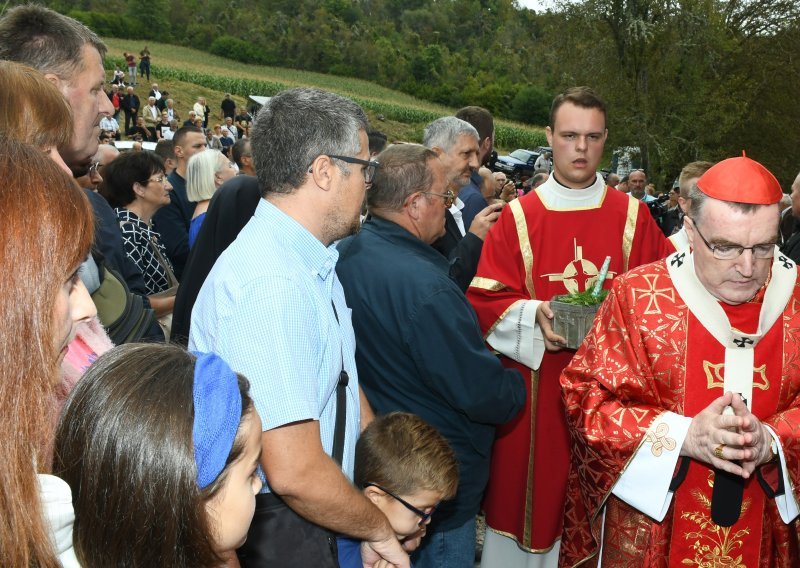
left=559, top=267, right=672, bottom=564
left=764, top=299, right=800, bottom=506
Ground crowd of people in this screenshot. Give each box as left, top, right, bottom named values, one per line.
left=103, top=57, right=255, bottom=159
left=1, top=4, right=800, bottom=568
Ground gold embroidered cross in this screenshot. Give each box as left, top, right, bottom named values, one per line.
left=631, top=274, right=675, bottom=314
left=645, top=422, right=676, bottom=457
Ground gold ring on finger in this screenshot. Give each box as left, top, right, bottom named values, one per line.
left=714, top=444, right=725, bottom=460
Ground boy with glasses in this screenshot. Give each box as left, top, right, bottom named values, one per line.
left=337, top=413, right=459, bottom=568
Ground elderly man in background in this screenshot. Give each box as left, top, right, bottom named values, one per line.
left=336, top=143, right=525, bottom=568
left=561, top=155, right=800, bottom=566
left=424, top=116, right=504, bottom=291
left=453, top=106, right=495, bottom=229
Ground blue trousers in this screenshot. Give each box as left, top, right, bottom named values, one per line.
left=412, top=516, right=476, bottom=568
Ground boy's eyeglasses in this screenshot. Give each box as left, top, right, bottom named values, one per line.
left=364, top=482, right=439, bottom=526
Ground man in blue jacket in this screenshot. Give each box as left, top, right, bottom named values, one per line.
left=337, top=143, right=526, bottom=568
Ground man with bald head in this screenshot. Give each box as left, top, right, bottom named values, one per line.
left=629, top=169, right=655, bottom=202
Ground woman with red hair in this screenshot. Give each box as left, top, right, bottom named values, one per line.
left=0, top=60, right=98, bottom=566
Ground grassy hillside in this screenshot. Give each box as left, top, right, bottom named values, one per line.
left=104, top=38, right=546, bottom=151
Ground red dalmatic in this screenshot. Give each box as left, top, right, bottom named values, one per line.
left=467, top=187, right=669, bottom=552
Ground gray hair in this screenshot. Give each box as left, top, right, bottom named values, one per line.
left=0, top=4, right=106, bottom=81
left=251, top=87, right=368, bottom=196
left=531, top=172, right=549, bottom=188
left=688, top=182, right=777, bottom=222
left=186, top=149, right=227, bottom=202
left=368, top=144, right=437, bottom=212
left=422, top=117, right=478, bottom=152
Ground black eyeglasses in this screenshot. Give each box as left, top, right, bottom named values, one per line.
left=422, top=190, right=456, bottom=208
left=364, top=483, right=439, bottom=526
left=327, top=154, right=380, bottom=184
left=688, top=218, right=776, bottom=260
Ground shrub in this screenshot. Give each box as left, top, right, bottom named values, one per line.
left=510, top=85, right=551, bottom=127
left=210, top=36, right=268, bottom=66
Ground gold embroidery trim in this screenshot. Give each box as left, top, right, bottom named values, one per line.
left=680, top=490, right=751, bottom=566
left=486, top=526, right=559, bottom=554
left=644, top=422, right=676, bottom=457
left=509, top=198, right=536, bottom=300
left=622, top=196, right=639, bottom=272
left=469, top=277, right=506, bottom=291
left=566, top=411, right=666, bottom=568
left=703, top=361, right=770, bottom=391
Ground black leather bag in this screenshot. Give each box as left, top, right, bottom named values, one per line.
left=236, top=492, right=339, bottom=568
left=237, top=340, right=349, bottom=568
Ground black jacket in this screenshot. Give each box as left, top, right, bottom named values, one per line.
left=431, top=210, right=484, bottom=292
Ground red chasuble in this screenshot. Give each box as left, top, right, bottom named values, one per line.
left=560, top=258, right=800, bottom=567
left=466, top=186, right=670, bottom=552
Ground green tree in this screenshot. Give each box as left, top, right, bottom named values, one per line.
left=510, top=85, right=552, bottom=125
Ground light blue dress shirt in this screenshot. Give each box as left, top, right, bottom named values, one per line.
left=189, top=198, right=360, bottom=489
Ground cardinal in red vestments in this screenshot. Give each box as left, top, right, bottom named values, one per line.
left=560, top=155, right=800, bottom=567
left=467, top=87, right=670, bottom=566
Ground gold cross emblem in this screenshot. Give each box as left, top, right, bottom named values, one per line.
left=703, top=361, right=770, bottom=391
left=543, top=238, right=616, bottom=294
left=631, top=274, right=675, bottom=314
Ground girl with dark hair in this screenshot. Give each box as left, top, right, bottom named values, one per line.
left=0, top=136, right=96, bottom=567
left=54, top=343, right=263, bottom=567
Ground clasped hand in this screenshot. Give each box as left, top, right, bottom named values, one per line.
left=681, top=391, right=773, bottom=478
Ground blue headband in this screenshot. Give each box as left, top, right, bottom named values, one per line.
left=192, top=351, right=242, bottom=490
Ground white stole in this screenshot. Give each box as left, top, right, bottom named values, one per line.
left=665, top=247, right=796, bottom=410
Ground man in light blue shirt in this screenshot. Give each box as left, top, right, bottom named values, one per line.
left=190, top=87, right=407, bottom=568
